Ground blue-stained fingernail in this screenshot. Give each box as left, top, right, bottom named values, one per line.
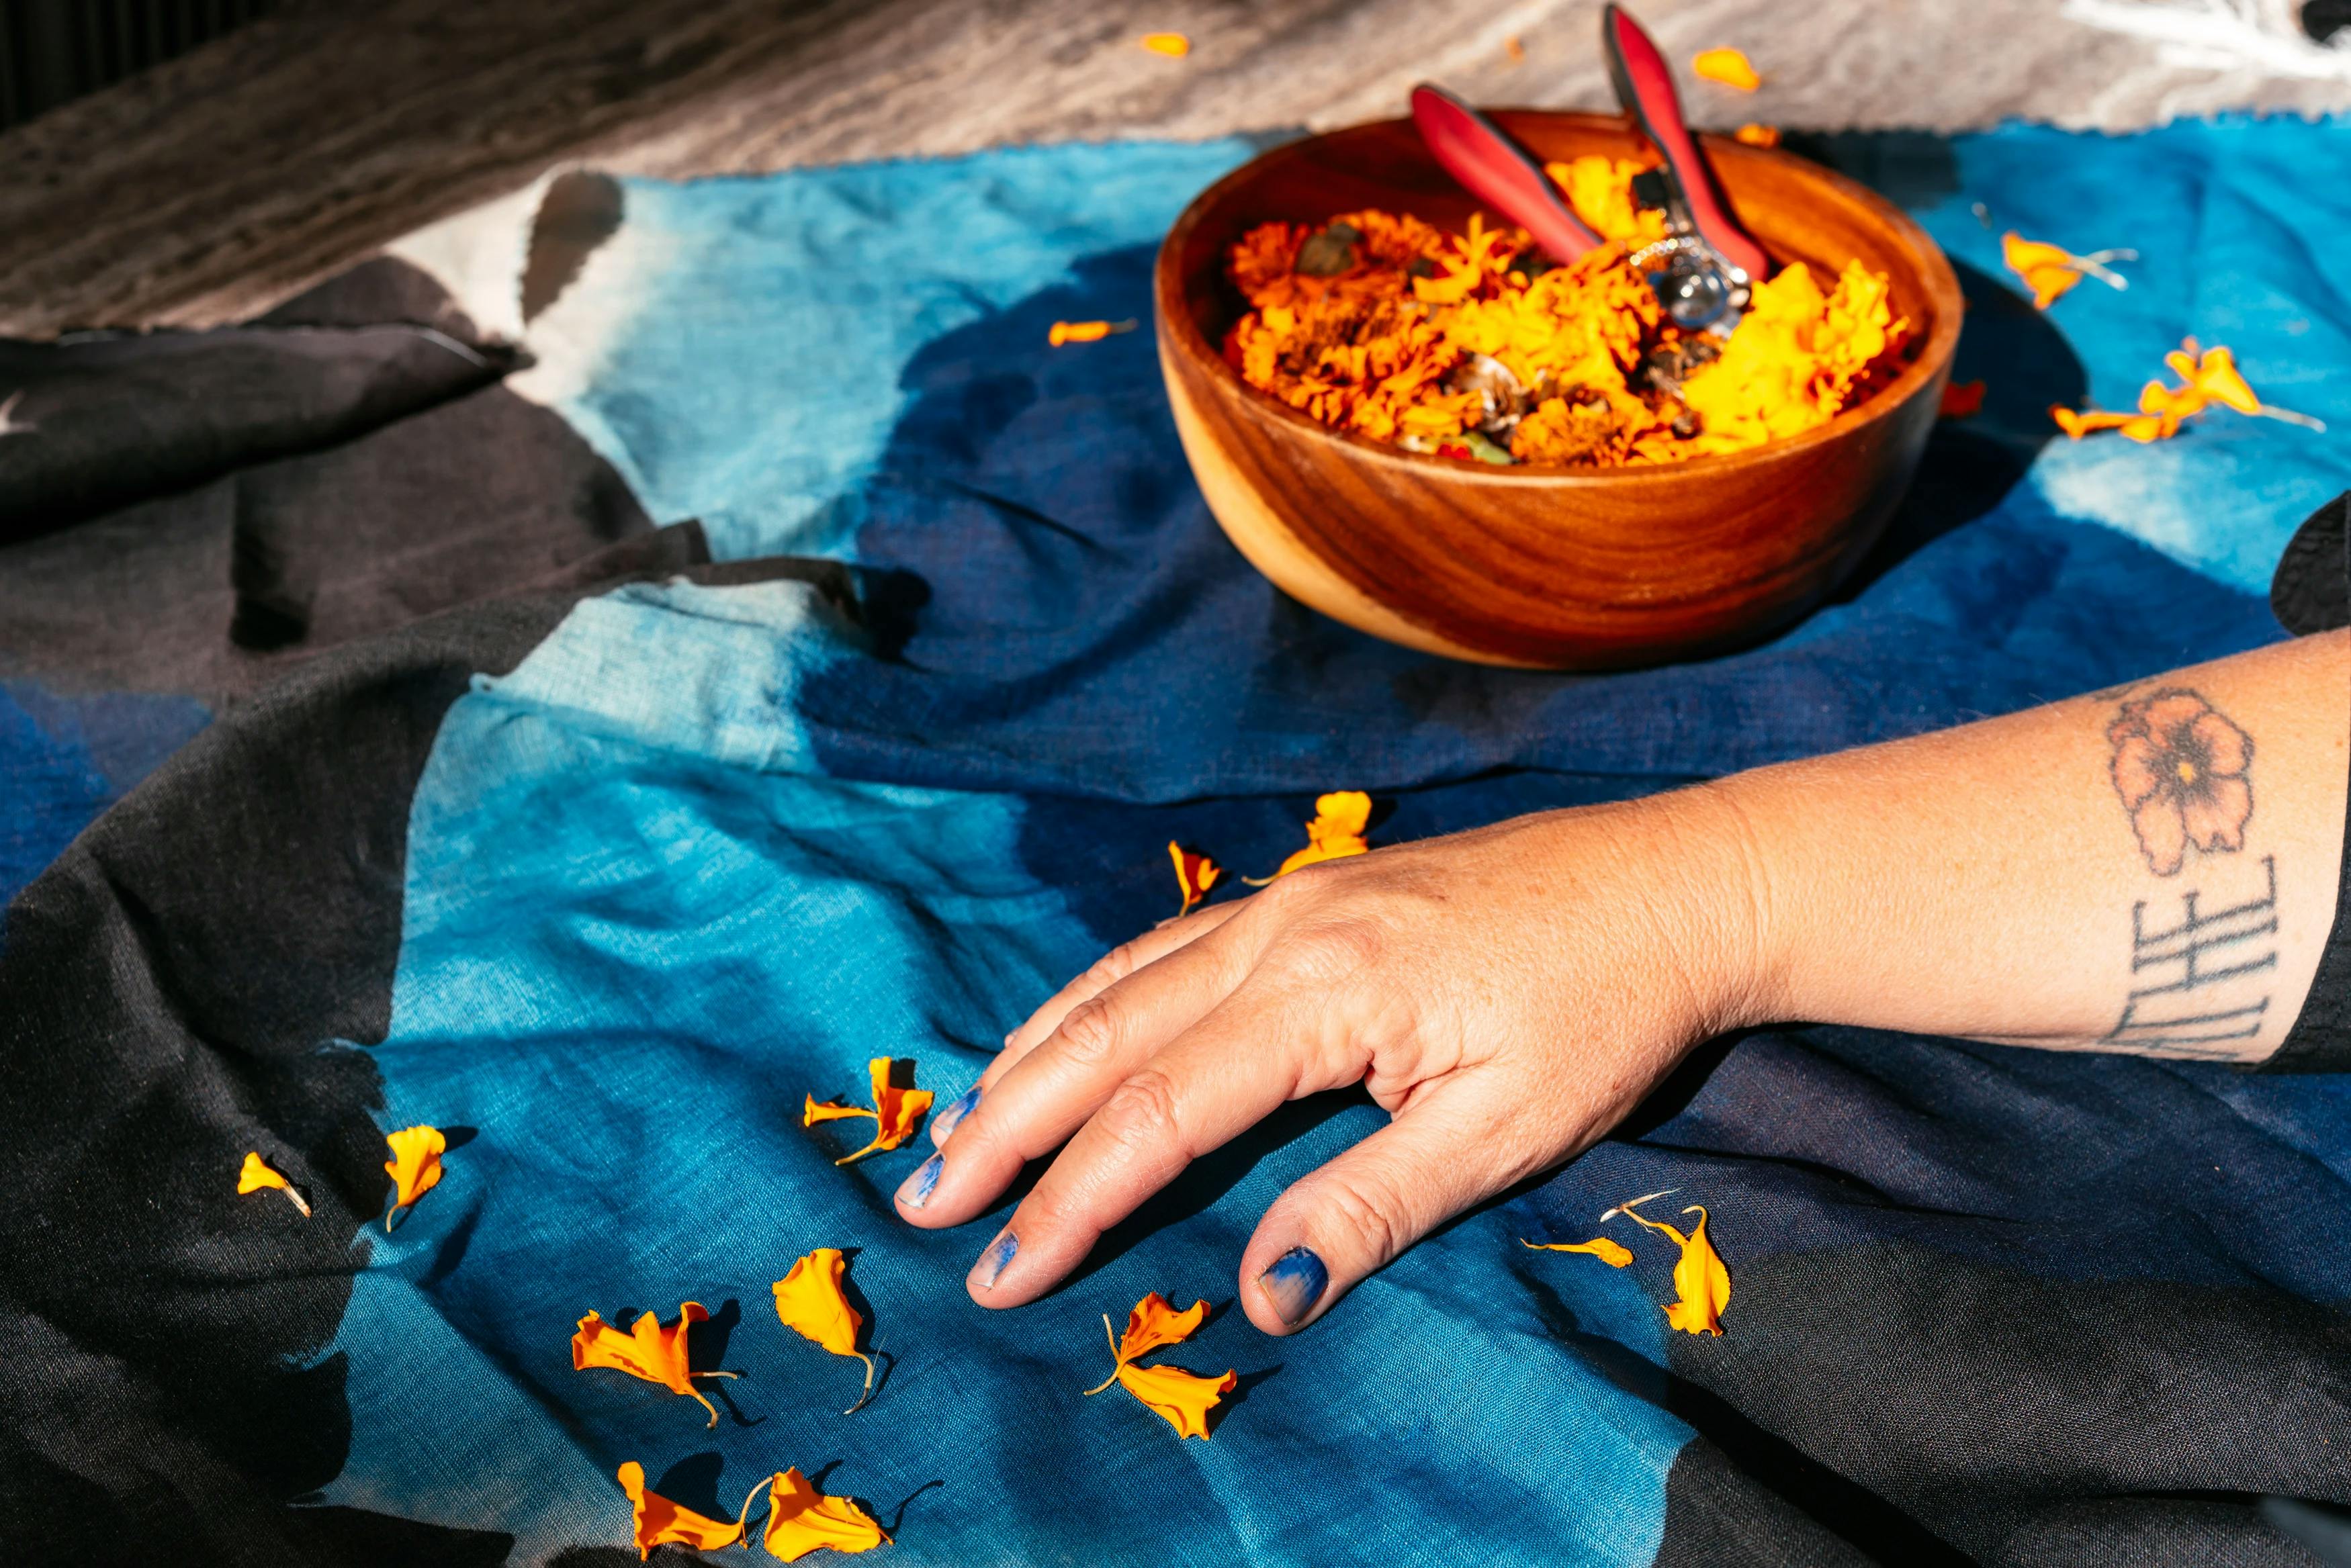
left=975, top=1228, right=1019, bottom=1287
left=931, top=1084, right=981, bottom=1142
left=1258, top=1247, right=1327, bottom=1325
left=897, top=1152, right=943, bottom=1209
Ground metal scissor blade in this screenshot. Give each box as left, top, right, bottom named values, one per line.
left=1601, top=4, right=1769, bottom=281
left=1410, top=84, right=1603, bottom=265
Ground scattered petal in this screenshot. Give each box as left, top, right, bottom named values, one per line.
left=1691, top=46, right=1761, bottom=90
left=616, top=1461, right=758, bottom=1560
left=574, top=1301, right=739, bottom=1428
left=1610, top=1196, right=1731, bottom=1336
left=805, top=1059, right=936, bottom=1165
left=1521, top=1236, right=1634, bottom=1267
left=1505, top=34, right=1526, bottom=64
left=237, top=1151, right=311, bottom=1217
left=2002, top=232, right=2133, bottom=309
left=382, top=1125, right=445, bottom=1232
left=763, top=1467, right=889, bottom=1561
left=1141, top=32, right=1190, bottom=56
left=1938, top=379, right=1984, bottom=418
left=1264, top=790, right=1373, bottom=879
left=1169, top=841, right=1223, bottom=917
left=1048, top=318, right=1137, bottom=347
left=774, top=1248, right=877, bottom=1414
left=1083, top=1293, right=1234, bottom=1439
left=1732, top=122, right=1780, bottom=147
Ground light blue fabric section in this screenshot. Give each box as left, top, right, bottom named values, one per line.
left=317, top=577, right=1683, bottom=1566
left=543, top=140, right=1259, bottom=561
left=1916, top=116, right=2351, bottom=594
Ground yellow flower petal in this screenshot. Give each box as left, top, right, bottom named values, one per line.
left=762, top=1467, right=889, bottom=1561
left=382, top=1125, right=445, bottom=1231
left=574, top=1302, right=738, bottom=1428
left=1140, top=32, right=1190, bottom=56
left=1613, top=1197, right=1732, bottom=1336
left=1114, top=1361, right=1238, bottom=1440
left=805, top=1060, right=935, bottom=1164
left=616, top=1461, right=756, bottom=1560
left=1520, top=1236, right=1634, bottom=1267
left=237, top=1151, right=310, bottom=1216
left=1691, top=47, right=1761, bottom=91
left=1169, top=841, right=1223, bottom=917
left=774, top=1248, right=877, bottom=1414
left=1733, top=122, right=1780, bottom=148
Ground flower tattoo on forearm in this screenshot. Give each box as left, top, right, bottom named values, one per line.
left=2107, top=688, right=2254, bottom=877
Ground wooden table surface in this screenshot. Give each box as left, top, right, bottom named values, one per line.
left=3, top=0, right=2348, bottom=336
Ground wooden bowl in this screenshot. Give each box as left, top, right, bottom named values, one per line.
left=1154, top=111, right=1963, bottom=669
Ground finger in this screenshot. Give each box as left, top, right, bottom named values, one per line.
left=930, top=901, right=1244, bottom=1149
left=1237, top=1074, right=1544, bottom=1334
left=960, top=968, right=1349, bottom=1307
left=896, top=913, right=1260, bottom=1228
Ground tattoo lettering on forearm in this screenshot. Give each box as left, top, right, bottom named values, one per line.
left=2101, top=855, right=2277, bottom=1058
left=2107, top=688, right=2254, bottom=877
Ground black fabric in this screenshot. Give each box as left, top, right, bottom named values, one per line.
left=0, top=262, right=670, bottom=705
left=2267, top=490, right=2351, bottom=1071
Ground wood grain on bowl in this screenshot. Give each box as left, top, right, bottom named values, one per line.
left=1154, top=111, right=1962, bottom=670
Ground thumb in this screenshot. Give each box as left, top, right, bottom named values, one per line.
left=1237, top=1074, right=1554, bottom=1335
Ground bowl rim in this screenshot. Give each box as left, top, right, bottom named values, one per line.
left=1155, top=109, right=1965, bottom=487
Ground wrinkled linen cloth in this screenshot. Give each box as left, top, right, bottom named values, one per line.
left=3, top=121, right=2350, bottom=1567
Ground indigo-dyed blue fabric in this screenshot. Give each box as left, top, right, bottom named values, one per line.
left=295, top=118, right=2351, bottom=1563
left=0, top=682, right=208, bottom=909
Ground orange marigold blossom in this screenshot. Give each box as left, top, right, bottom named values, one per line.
left=773, top=1248, right=877, bottom=1414
left=1082, top=1292, right=1236, bottom=1440
left=574, top=1301, right=741, bottom=1428
left=1608, top=1193, right=1732, bottom=1336
left=1691, top=46, right=1761, bottom=91
left=1519, top=1235, right=1634, bottom=1267
left=763, top=1467, right=889, bottom=1561
left=237, top=1151, right=310, bottom=1217
left=1047, top=318, right=1137, bottom=347
left=1168, top=841, right=1222, bottom=917
left=616, top=1461, right=762, bottom=1560
left=1223, top=167, right=1907, bottom=469
left=382, top=1125, right=444, bottom=1232
left=804, top=1058, right=934, bottom=1165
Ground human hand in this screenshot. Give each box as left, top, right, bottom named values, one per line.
left=892, top=788, right=1765, bottom=1334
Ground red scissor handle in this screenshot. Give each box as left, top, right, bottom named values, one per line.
left=1601, top=4, right=1769, bottom=280
left=1410, top=84, right=1603, bottom=265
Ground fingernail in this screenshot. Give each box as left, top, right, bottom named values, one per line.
left=931, top=1084, right=980, bottom=1142
left=1258, top=1246, right=1327, bottom=1326
left=974, top=1228, right=1018, bottom=1289
left=897, top=1152, right=943, bottom=1209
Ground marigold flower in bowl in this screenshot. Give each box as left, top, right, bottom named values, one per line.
left=1082, top=1291, right=1237, bottom=1439
left=237, top=1151, right=310, bottom=1217
left=382, top=1125, right=445, bottom=1232
left=804, top=1058, right=935, bottom=1165
left=2108, top=688, right=2254, bottom=877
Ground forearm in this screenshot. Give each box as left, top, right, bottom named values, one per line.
left=1694, top=629, right=2349, bottom=1058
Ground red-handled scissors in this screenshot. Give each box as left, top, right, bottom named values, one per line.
left=1409, top=3, right=1769, bottom=334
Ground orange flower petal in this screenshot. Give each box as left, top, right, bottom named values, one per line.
left=1270, top=790, right=1374, bottom=878
left=616, top=1461, right=755, bottom=1560
left=1114, top=1291, right=1209, bottom=1363
left=774, top=1248, right=877, bottom=1414
left=1047, top=318, right=1137, bottom=347
left=1733, top=122, right=1779, bottom=148
left=238, top=1151, right=311, bottom=1216
left=574, top=1302, right=734, bottom=1426
left=1613, top=1197, right=1732, bottom=1336
left=807, top=1060, right=934, bottom=1164
left=1114, top=1361, right=1238, bottom=1440
left=1169, top=841, right=1223, bottom=917
left=762, top=1467, right=889, bottom=1561
left=1938, top=379, right=1984, bottom=418
left=1520, top=1236, right=1634, bottom=1267
left=1691, top=47, right=1761, bottom=91
left=1140, top=32, right=1190, bottom=56
left=382, top=1125, right=445, bottom=1230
